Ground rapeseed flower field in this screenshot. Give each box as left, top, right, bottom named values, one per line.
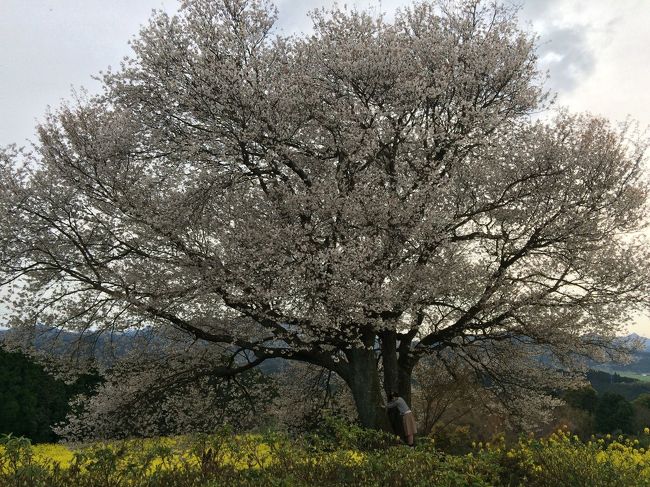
left=2, top=425, right=650, bottom=485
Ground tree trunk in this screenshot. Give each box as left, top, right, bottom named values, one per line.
left=305, top=329, right=418, bottom=432
left=382, top=330, right=399, bottom=395
left=344, top=347, right=392, bottom=431
left=397, top=361, right=413, bottom=406
left=381, top=330, right=415, bottom=406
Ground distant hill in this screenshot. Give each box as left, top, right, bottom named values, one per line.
left=586, top=369, right=650, bottom=401
left=602, top=351, right=650, bottom=374
left=0, top=326, right=157, bottom=366
left=589, top=334, right=650, bottom=378
left=5, top=327, right=650, bottom=384
left=624, top=333, right=650, bottom=352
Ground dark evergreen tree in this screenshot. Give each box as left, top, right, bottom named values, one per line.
left=0, top=349, right=99, bottom=442
left=594, top=392, right=635, bottom=434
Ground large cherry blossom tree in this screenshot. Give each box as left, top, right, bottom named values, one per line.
left=1, top=0, right=648, bottom=430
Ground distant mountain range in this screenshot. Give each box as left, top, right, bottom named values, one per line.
left=624, top=333, right=650, bottom=352
left=3, top=327, right=650, bottom=373
left=4, top=327, right=650, bottom=401
left=0, top=326, right=153, bottom=366
left=0, top=326, right=287, bottom=374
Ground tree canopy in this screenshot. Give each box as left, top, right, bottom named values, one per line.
left=1, top=0, right=648, bottom=430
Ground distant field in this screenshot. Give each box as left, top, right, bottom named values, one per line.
left=616, top=371, right=650, bottom=382
left=593, top=367, right=650, bottom=382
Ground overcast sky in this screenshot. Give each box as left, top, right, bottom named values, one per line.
left=2, top=0, right=650, bottom=333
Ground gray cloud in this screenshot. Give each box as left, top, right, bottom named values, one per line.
left=511, top=0, right=600, bottom=93
left=0, top=0, right=630, bottom=148
left=0, top=0, right=175, bottom=147
left=274, top=0, right=403, bottom=35
left=517, top=0, right=562, bottom=18
left=536, top=25, right=597, bottom=92
left=274, top=0, right=321, bottom=34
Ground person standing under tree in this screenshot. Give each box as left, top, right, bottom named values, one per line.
left=387, top=392, right=417, bottom=447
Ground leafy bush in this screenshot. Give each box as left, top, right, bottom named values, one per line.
left=306, top=414, right=402, bottom=452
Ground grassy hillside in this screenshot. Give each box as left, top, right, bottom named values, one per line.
left=587, top=369, right=650, bottom=401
